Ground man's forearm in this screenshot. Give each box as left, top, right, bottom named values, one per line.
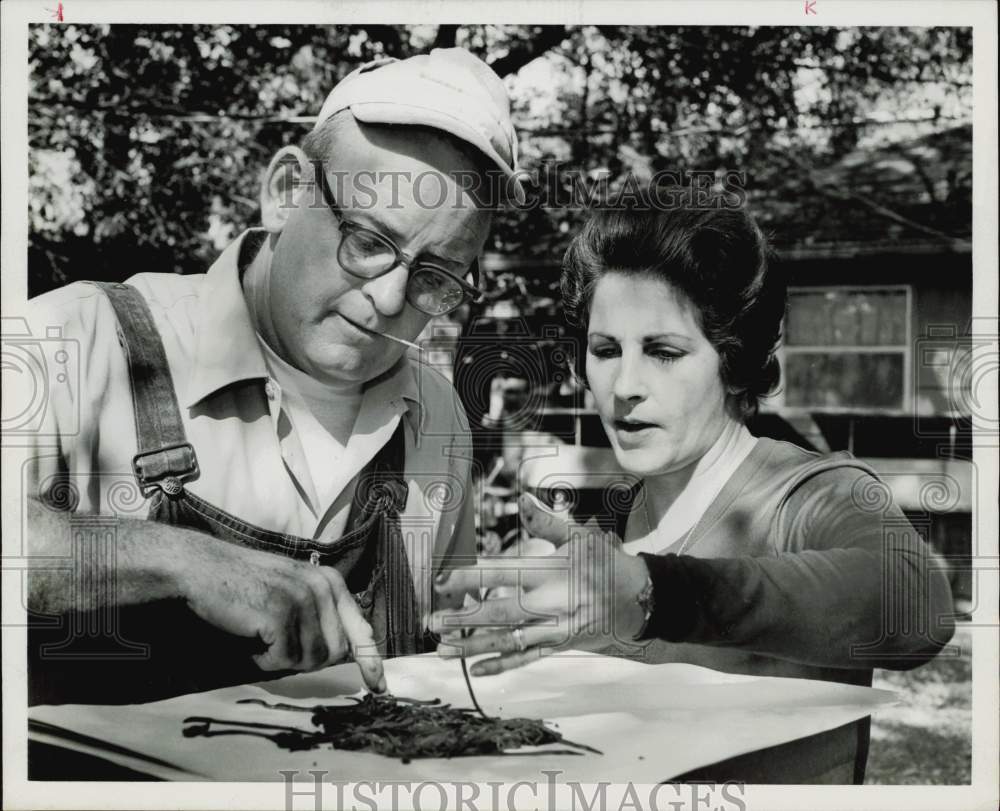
left=26, top=497, right=202, bottom=616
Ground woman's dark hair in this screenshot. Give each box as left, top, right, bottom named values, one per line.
left=561, top=186, right=786, bottom=421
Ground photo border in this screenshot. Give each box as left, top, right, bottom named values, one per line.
left=3, top=2, right=996, bottom=809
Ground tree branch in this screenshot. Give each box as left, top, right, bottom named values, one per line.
left=791, top=58, right=972, bottom=88
left=809, top=180, right=966, bottom=246
left=890, top=144, right=939, bottom=204
left=487, top=27, right=568, bottom=77
left=433, top=25, right=458, bottom=50
left=781, top=143, right=968, bottom=246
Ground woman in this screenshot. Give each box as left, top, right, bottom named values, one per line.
left=428, top=188, right=955, bottom=782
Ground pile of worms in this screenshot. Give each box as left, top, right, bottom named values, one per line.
left=183, top=607, right=600, bottom=762
left=182, top=693, right=600, bottom=763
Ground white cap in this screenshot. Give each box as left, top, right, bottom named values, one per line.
left=314, top=48, right=524, bottom=205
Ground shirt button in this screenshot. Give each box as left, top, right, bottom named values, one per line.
left=264, top=379, right=277, bottom=400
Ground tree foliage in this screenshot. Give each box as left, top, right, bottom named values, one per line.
left=28, top=24, right=972, bottom=301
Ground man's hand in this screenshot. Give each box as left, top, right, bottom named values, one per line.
left=27, top=498, right=386, bottom=693
left=177, top=539, right=386, bottom=692
left=427, top=494, right=648, bottom=676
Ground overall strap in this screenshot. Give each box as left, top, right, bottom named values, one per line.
left=373, top=421, right=417, bottom=655
left=91, top=281, right=199, bottom=497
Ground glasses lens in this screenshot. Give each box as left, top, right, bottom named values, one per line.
left=340, top=229, right=396, bottom=277
left=408, top=268, right=466, bottom=315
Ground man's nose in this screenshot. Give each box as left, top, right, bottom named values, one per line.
left=612, top=351, right=647, bottom=402
left=360, top=263, right=409, bottom=316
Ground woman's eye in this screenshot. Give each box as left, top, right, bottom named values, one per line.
left=648, top=348, right=683, bottom=364
left=588, top=345, right=619, bottom=359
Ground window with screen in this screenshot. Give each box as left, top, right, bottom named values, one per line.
left=781, top=286, right=911, bottom=411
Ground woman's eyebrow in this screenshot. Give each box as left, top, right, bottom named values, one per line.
left=642, top=332, right=693, bottom=344
left=589, top=331, right=692, bottom=343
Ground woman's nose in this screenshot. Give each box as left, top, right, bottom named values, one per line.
left=360, top=263, right=409, bottom=316
left=612, top=352, right=647, bottom=401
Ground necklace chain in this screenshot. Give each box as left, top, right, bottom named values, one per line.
left=642, top=493, right=696, bottom=557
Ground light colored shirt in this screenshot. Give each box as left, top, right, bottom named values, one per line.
left=611, top=438, right=955, bottom=782
left=621, top=421, right=758, bottom=555
left=256, top=332, right=363, bottom=521
left=23, top=231, right=477, bottom=618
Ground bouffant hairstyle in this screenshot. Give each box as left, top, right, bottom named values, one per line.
left=561, top=187, right=786, bottom=421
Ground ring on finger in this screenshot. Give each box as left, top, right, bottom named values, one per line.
left=511, top=626, right=527, bottom=653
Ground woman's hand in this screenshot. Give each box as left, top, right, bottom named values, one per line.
left=427, top=494, right=650, bottom=676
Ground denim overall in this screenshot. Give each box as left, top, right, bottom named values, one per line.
left=29, top=281, right=424, bottom=705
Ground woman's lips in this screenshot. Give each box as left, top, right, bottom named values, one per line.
left=613, top=419, right=659, bottom=442
left=614, top=419, right=657, bottom=431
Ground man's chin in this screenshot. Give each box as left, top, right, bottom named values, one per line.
left=307, top=346, right=405, bottom=386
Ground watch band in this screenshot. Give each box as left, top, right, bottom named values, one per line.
left=634, top=552, right=702, bottom=643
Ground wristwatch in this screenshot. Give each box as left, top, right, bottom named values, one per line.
left=632, top=572, right=655, bottom=641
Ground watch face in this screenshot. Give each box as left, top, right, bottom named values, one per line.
left=632, top=576, right=656, bottom=642
left=636, top=576, right=655, bottom=617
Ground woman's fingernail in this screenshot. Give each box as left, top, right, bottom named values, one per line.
left=435, top=571, right=450, bottom=585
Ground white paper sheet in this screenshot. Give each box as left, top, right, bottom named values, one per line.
left=28, top=652, right=895, bottom=782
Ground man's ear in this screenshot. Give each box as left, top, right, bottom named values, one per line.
left=260, top=145, right=312, bottom=233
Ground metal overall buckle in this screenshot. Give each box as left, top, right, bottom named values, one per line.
left=131, top=442, right=200, bottom=498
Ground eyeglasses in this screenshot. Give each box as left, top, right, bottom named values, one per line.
left=314, top=165, right=483, bottom=317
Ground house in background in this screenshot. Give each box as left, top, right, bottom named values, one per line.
left=752, top=126, right=975, bottom=612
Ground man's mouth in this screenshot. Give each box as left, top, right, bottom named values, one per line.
left=336, top=313, right=420, bottom=350
left=336, top=312, right=379, bottom=340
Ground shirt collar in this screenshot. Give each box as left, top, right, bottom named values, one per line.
left=184, top=230, right=423, bottom=431
left=184, top=231, right=268, bottom=408
left=359, top=353, right=423, bottom=433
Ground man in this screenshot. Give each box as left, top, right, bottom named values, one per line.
left=23, top=48, right=522, bottom=704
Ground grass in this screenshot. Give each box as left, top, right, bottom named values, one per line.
left=865, top=626, right=972, bottom=784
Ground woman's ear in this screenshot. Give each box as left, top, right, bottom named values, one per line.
left=723, top=387, right=751, bottom=423
left=260, top=146, right=312, bottom=234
